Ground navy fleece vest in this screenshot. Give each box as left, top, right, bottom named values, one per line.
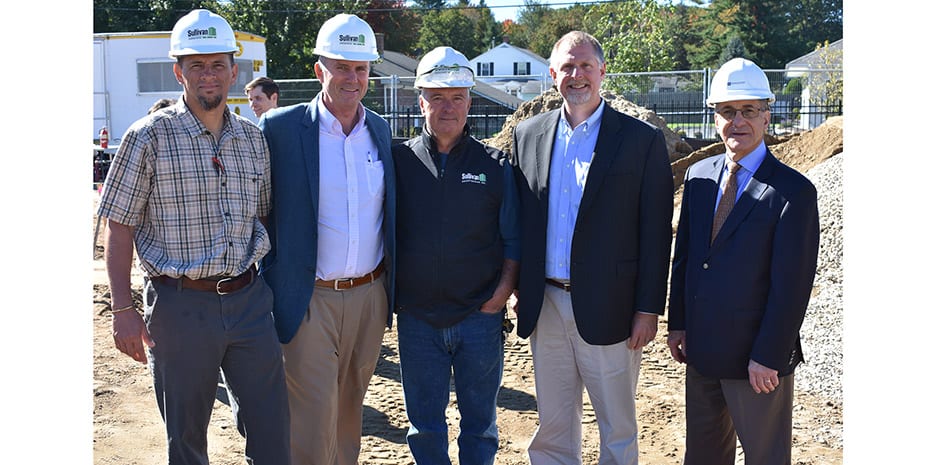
left=393, top=131, right=506, bottom=328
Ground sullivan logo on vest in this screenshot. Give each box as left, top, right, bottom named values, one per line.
left=461, top=173, right=487, bottom=185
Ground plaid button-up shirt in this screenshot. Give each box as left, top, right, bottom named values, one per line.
left=97, top=99, right=272, bottom=280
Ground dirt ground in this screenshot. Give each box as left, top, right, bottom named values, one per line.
left=92, top=116, right=843, bottom=465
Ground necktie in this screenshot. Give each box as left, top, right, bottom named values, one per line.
left=711, top=160, right=741, bottom=244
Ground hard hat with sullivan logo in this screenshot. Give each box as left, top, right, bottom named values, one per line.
left=414, top=46, right=475, bottom=89
left=168, top=9, right=238, bottom=58
left=706, top=57, right=775, bottom=107
left=314, top=14, right=380, bottom=61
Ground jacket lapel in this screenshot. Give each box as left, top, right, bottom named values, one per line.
left=709, top=151, right=777, bottom=248
left=578, top=104, right=620, bottom=215
left=301, top=102, right=320, bottom=209
left=535, top=110, right=560, bottom=196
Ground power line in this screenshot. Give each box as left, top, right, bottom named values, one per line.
left=94, top=0, right=629, bottom=15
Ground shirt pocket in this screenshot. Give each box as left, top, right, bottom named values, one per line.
left=366, top=159, right=385, bottom=197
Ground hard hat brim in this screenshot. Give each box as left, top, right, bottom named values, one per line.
left=706, top=93, right=776, bottom=107
left=169, top=46, right=239, bottom=58
left=315, top=50, right=380, bottom=62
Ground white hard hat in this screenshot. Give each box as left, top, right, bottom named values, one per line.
left=706, top=57, right=775, bottom=107
left=314, top=14, right=380, bottom=61
left=168, top=9, right=238, bottom=58
left=414, top=47, right=475, bottom=89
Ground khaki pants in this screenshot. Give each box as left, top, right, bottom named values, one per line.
left=281, top=279, right=388, bottom=465
left=527, top=286, right=643, bottom=465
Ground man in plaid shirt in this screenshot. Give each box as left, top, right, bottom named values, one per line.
left=96, top=9, right=289, bottom=465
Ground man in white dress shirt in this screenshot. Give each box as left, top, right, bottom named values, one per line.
left=257, top=14, right=397, bottom=465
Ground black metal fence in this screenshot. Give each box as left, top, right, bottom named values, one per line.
left=276, top=67, right=842, bottom=143
left=276, top=78, right=516, bottom=141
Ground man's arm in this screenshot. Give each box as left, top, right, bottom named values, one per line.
left=105, top=220, right=154, bottom=364
left=481, top=160, right=521, bottom=314
left=481, top=259, right=520, bottom=314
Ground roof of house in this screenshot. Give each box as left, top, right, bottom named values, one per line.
left=372, top=50, right=522, bottom=108
left=786, top=38, right=843, bottom=70
left=472, top=42, right=549, bottom=65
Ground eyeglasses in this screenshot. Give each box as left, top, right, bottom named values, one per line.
left=715, top=107, right=767, bottom=120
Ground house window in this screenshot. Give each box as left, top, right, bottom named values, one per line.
left=477, top=62, right=494, bottom=77
left=137, top=59, right=254, bottom=93
left=513, top=62, right=530, bottom=76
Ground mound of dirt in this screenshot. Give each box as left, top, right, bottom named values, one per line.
left=670, top=116, right=843, bottom=190
left=483, top=88, right=693, bottom=162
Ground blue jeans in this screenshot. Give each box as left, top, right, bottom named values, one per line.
left=397, top=309, right=505, bottom=465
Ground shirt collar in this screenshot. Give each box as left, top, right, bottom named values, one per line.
left=315, top=93, right=365, bottom=135
left=175, top=94, right=240, bottom=140
left=727, top=140, right=767, bottom=174
left=559, top=100, right=605, bottom=134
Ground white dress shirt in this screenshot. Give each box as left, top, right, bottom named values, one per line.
left=315, top=95, right=385, bottom=280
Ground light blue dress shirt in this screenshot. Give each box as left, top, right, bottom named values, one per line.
left=545, top=102, right=606, bottom=280
left=714, top=141, right=768, bottom=213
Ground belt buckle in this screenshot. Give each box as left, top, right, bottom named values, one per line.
left=334, top=278, right=355, bottom=291
left=216, top=277, right=234, bottom=295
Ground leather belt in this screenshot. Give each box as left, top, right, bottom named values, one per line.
left=154, top=267, right=256, bottom=295
left=316, top=262, right=384, bottom=291
left=545, top=278, right=571, bottom=292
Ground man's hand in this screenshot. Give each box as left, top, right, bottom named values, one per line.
left=112, top=310, right=155, bottom=364
left=748, top=359, right=779, bottom=394
left=626, top=313, right=658, bottom=350
left=667, top=330, right=687, bottom=363
left=481, top=290, right=511, bottom=314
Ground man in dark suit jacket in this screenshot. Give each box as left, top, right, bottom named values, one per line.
left=667, top=58, right=820, bottom=465
left=258, top=14, right=396, bottom=465
left=512, top=31, right=674, bottom=465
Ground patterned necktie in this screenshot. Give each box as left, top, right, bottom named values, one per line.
left=711, top=160, right=741, bottom=244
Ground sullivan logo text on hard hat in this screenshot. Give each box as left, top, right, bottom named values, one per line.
left=187, top=27, right=217, bottom=39
left=339, top=34, right=366, bottom=45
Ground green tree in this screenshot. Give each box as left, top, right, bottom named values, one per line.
left=718, top=34, right=749, bottom=64
left=514, top=1, right=586, bottom=58
left=364, top=0, right=420, bottom=56
left=94, top=0, right=220, bottom=32
left=584, top=0, right=675, bottom=93
left=415, top=2, right=500, bottom=59
left=683, top=0, right=842, bottom=70
left=222, top=0, right=375, bottom=79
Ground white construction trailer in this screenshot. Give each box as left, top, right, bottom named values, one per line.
left=93, top=30, right=268, bottom=147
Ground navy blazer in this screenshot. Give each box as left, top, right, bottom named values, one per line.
left=668, top=151, right=819, bottom=379
left=258, top=100, right=396, bottom=344
left=512, top=104, right=674, bottom=345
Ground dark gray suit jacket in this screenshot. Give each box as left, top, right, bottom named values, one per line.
left=512, top=103, right=674, bottom=345
left=668, top=150, right=819, bottom=379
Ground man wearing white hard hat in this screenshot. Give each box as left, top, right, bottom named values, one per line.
left=257, top=13, right=396, bottom=465
left=97, top=9, right=290, bottom=465
left=392, top=46, right=519, bottom=465
left=667, top=57, right=820, bottom=465
left=512, top=31, right=674, bottom=465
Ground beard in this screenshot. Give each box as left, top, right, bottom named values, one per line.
left=562, top=85, right=593, bottom=106
left=196, top=94, right=224, bottom=111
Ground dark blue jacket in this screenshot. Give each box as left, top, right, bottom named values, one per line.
left=668, top=151, right=819, bottom=379
left=258, top=100, right=396, bottom=343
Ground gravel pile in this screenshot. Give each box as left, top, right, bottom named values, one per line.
left=795, top=152, right=844, bottom=404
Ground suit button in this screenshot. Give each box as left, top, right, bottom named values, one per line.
left=703, top=263, right=709, bottom=269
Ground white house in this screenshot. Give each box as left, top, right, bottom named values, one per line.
left=785, top=38, right=843, bottom=130
left=469, top=41, right=550, bottom=100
